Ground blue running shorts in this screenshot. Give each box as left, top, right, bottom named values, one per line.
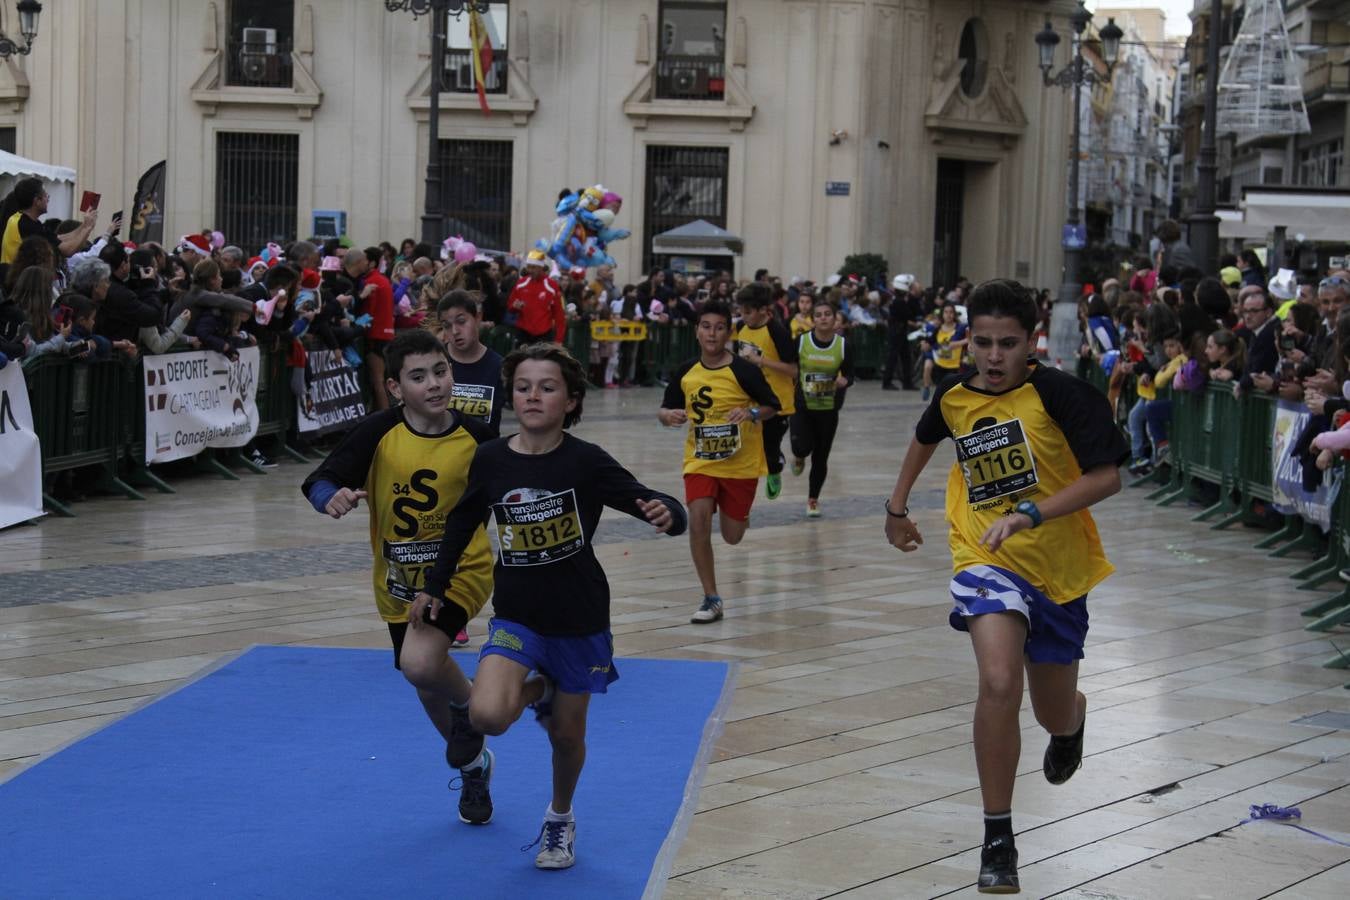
left=480, top=617, right=620, bottom=694
left=948, top=564, right=1088, bottom=664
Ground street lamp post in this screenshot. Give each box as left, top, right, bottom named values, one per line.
left=0, top=1, right=43, bottom=59
left=1035, top=3, right=1123, bottom=369
left=1187, top=0, right=1223, bottom=275
left=384, top=0, right=491, bottom=245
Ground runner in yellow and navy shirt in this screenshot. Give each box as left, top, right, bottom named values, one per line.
left=883, top=279, right=1127, bottom=895
left=301, top=330, right=497, bottom=826
left=732, top=282, right=798, bottom=500
left=660, top=299, right=781, bottom=625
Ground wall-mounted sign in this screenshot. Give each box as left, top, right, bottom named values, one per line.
left=825, top=181, right=850, bottom=196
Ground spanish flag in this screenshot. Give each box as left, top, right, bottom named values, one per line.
left=468, top=9, right=494, bottom=116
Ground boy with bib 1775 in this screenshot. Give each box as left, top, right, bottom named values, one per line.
left=883, top=279, right=1127, bottom=894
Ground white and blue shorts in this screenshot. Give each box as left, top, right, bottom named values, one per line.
left=949, top=565, right=1088, bottom=664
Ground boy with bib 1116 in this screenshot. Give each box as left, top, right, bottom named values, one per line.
left=883, top=279, right=1127, bottom=894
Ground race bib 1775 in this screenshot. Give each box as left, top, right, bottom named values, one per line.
left=382, top=539, right=441, bottom=602
left=448, top=383, right=494, bottom=422
left=954, top=418, right=1039, bottom=504
left=492, top=488, right=585, bottom=566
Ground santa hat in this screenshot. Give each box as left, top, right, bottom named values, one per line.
left=177, top=234, right=211, bottom=256
left=300, top=268, right=321, bottom=290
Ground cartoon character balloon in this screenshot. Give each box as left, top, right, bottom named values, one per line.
left=537, top=183, right=630, bottom=270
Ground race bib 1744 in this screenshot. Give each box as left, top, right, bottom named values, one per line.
left=492, top=489, right=586, bottom=566
left=954, top=418, right=1039, bottom=504
left=693, top=423, right=741, bottom=460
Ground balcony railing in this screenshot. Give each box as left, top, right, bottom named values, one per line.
left=441, top=49, right=509, bottom=94
left=1302, top=59, right=1350, bottom=103
left=225, top=38, right=294, bottom=89
left=654, top=55, right=726, bottom=101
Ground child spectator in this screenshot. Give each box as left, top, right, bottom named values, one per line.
left=193, top=299, right=253, bottom=362
left=63, top=294, right=134, bottom=360
left=1204, top=329, right=1245, bottom=382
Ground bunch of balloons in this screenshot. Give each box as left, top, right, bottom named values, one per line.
left=442, top=235, right=482, bottom=264
left=538, top=184, right=629, bottom=270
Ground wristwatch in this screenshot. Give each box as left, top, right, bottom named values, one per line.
left=748, top=406, right=760, bottom=422
left=1014, top=500, right=1042, bottom=528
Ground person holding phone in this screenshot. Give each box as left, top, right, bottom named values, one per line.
left=0, top=177, right=98, bottom=264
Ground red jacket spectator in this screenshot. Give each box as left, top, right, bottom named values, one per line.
left=509, top=273, right=565, bottom=342
left=359, top=269, right=395, bottom=342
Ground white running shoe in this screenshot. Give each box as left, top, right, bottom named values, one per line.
left=528, top=816, right=576, bottom=869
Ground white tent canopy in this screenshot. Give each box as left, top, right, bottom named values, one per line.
left=1219, top=187, right=1350, bottom=242
left=0, top=150, right=77, bottom=219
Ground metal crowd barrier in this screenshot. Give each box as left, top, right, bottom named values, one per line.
left=21, top=343, right=304, bottom=517
left=1086, top=367, right=1350, bottom=676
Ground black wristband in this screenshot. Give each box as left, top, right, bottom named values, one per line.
left=885, top=501, right=909, bottom=519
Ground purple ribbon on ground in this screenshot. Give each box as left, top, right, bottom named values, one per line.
left=1239, top=804, right=1350, bottom=847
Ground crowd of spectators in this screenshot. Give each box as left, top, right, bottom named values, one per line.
left=1076, top=218, right=1350, bottom=489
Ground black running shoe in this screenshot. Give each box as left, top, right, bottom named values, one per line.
left=445, top=701, right=485, bottom=769
left=977, top=835, right=1019, bottom=893
left=1043, top=717, right=1085, bottom=785
left=452, top=748, right=494, bottom=825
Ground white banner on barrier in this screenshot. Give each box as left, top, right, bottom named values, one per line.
left=0, top=364, right=45, bottom=528
left=142, top=348, right=260, bottom=465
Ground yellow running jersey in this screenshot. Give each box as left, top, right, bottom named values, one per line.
left=302, top=408, right=495, bottom=623
left=915, top=364, right=1128, bottom=602
left=662, top=355, right=782, bottom=479
left=734, top=319, right=798, bottom=415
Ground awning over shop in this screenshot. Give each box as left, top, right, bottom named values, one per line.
left=0, top=150, right=78, bottom=219
left=651, top=219, right=744, bottom=257
left=1219, top=187, right=1350, bottom=242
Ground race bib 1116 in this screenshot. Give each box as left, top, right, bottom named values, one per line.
left=954, top=418, right=1039, bottom=504
left=492, top=489, right=585, bottom=566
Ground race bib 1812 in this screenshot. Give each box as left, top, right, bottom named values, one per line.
left=954, top=418, right=1039, bottom=504
left=492, top=488, right=585, bottom=566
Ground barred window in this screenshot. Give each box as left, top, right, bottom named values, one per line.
left=215, top=132, right=299, bottom=248
left=439, top=139, right=513, bottom=251
left=643, top=145, right=729, bottom=272
left=227, top=0, right=294, bottom=88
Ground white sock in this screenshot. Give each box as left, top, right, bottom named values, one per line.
left=546, top=803, right=574, bottom=823
left=461, top=749, right=488, bottom=772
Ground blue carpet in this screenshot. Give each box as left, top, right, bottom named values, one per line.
left=0, top=646, right=733, bottom=899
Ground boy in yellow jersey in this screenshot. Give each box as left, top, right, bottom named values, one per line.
left=883, top=280, right=1127, bottom=894
left=301, top=329, right=498, bottom=826
left=733, top=282, right=798, bottom=500
left=660, top=300, right=782, bottom=623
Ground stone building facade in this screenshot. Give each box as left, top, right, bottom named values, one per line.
left=0, top=0, right=1079, bottom=288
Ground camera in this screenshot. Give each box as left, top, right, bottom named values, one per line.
left=1279, top=333, right=1296, bottom=351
